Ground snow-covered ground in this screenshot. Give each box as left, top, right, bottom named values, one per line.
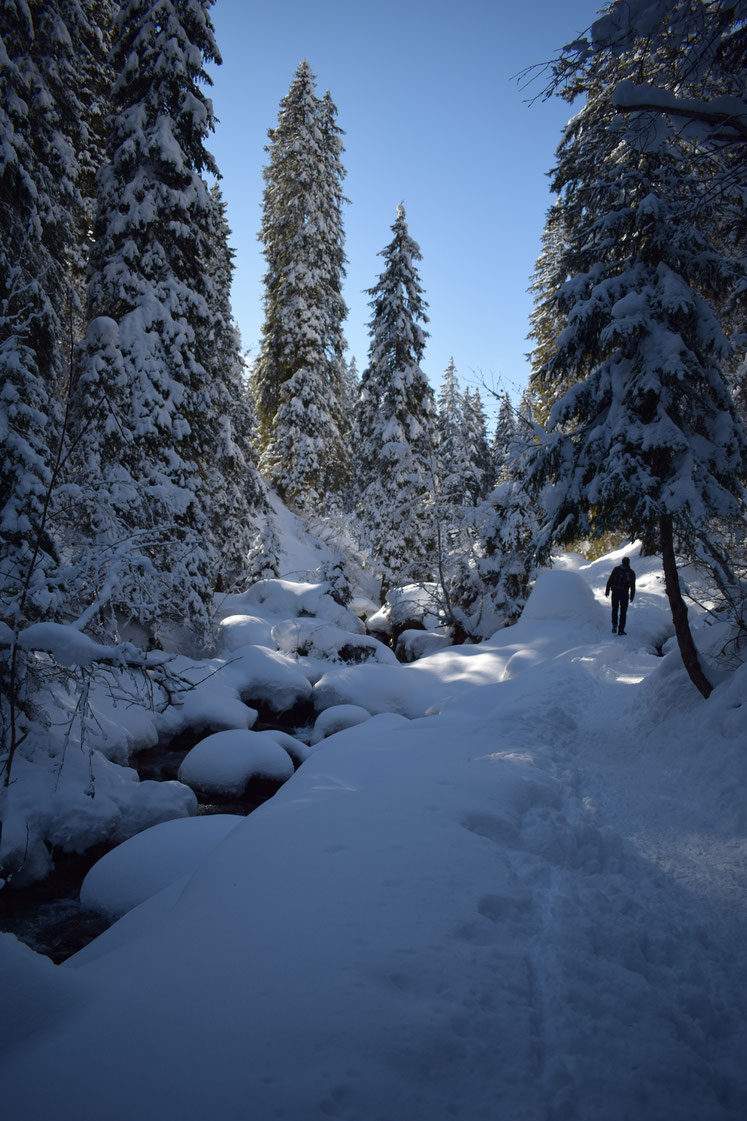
left=1, top=546, right=746, bottom=1120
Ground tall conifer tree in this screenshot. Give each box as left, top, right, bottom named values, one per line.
left=492, top=392, right=517, bottom=482
left=203, top=184, right=266, bottom=591
left=357, top=206, right=437, bottom=587
left=437, top=359, right=470, bottom=512
left=72, top=0, right=226, bottom=644
left=0, top=0, right=95, bottom=623
left=526, top=44, right=746, bottom=698
left=463, top=388, right=492, bottom=503
left=254, top=61, right=351, bottom=510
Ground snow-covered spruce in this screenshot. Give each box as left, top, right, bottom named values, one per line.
left=67, top=0, right=238, bottom=646
left=525, top=41, right=747, bottom=698
left=253, top=61, right=351, bottom=511
left=356, top=205, right=438, bottom=588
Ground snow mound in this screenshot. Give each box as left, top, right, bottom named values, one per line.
left=110, top=779, right=198, bottom=843
left=156, top=654, right=260, bottom=739
left=396, top=629, right=452, bottom=662
left=253, top=728, right=316, bottom=765
left=520, top=569, right=604, bottom=626
left=271, top=619, right=398, bottom=665
left=238, top=579, right=365, bottom=633
left=177, top=730, right=295, bottom=795
left=310, top=704, right=372, bottom=745
left=218, top=614, right=274, bottom=651
left=80, top=815, right=244, bottom=918
left=219, top=644, right=313, bottom=712
left=314, top=663, right=441, bottom=718
left=0, top=933, right=88, bottom=1050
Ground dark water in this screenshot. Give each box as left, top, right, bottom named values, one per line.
left=0, top=716, right=309, bottom=963
left=0, top=845, right=113, bottom=964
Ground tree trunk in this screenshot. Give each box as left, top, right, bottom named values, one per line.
left=660, top=514, right=713, bottom=699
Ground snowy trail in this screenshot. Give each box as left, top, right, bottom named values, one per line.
left=2, top=566, right=746, bottom=1120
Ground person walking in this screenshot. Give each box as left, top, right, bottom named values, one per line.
left=605, top=556, right=636, bottom=635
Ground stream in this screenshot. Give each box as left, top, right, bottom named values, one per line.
left=0, top=712, right=310, bottom=964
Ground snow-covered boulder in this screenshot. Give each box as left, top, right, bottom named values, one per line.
left=238, top=579, right=365, bottom=634
left=520, top=570, right=604, bottom=626
left=156, top=653, right=260, bottom=740
left=110, top=780, right=198, bottom=843
left=219, top=644, right=314, bottom=713
left=310, top=704, right=372, bottom=745
left=252, top=728, right=316, bottom=765
left=218, top=614, right=274, bottom=652
left=80, top=815, right=244, bottom=919
left=177, top=730, right=295, bottom=796
left=271, top=619, right=398, bottom=666
left=395, top=629, right=452, bottom=663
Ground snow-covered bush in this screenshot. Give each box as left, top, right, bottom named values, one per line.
left=449, top=481, right=540, bottom=639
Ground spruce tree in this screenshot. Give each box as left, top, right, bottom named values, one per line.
left=492, top=392, right=517, bottom=483
left=357, top=206, right=437, bottom=588
left=72, top=0, right=226, bottom=645
left=525, top=48, right=746, bottom=698
left=470, top=481, right=540, bottom=629
left=463, top=388, right=493, bottom=503
left=254, top=62, right=351, bottom=511
left=203, top=184, right=266, bottom=592
left=0, top=0, right=94, bottom=624
left=437, top=359, right=471, bottom=512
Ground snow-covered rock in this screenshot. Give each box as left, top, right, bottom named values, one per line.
left=218, top=644, right=313, bottom=712
left=271, top=619, right=398, bottom=665
left=110, top=780, right=198, bottom=843
left=251, top=728, right=316, bottom=765
left=80, top=815, right=244, bottom=918
left=310, top=704, right=372, bottom=745
left=177, top=730, right=295, bottom=796
left=236, top=579, right=365, bottom=633
left=218, top=614, right=274, bottom=651
left=395, top=628, right=452, bottom=662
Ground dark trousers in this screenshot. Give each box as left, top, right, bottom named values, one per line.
left=611, top=590, right=629, bottom=632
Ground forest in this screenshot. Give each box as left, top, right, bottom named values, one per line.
left=0, top=5, right=746, bottom=1111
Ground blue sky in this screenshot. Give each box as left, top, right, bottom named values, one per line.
left=206, top=0, right=599, bottom=420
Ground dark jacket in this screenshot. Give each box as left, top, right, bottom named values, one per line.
left=606, top=564, right=636, bottom=599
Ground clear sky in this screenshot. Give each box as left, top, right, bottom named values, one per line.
left=206, top=0, right=600, bottom=421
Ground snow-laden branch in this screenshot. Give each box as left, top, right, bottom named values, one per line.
left=612, top=80, right=747, bottom=141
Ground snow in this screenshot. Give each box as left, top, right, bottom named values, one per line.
left=271, top=617, right=397, bottom=665
left=309, top=703, right=372, bottom=745
left=395, top=628, right=452, bottom=661
left=1, top=545, right=746, bottom=1120
left=217, top=643, right=313, bottom=711
left=177, top=729, right=295, bottom=795
left=218, top=613, right=274, bottom=651
left=238, top=576, right=365, bottom=633
left=16, top=622, right=117, bottom=667
left=80, top=815, right=244, bottom=919
left=510, top=566, right=602, bottom=624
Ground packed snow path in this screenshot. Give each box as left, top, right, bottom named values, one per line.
left=2, top=556, right=746, bottom=1121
